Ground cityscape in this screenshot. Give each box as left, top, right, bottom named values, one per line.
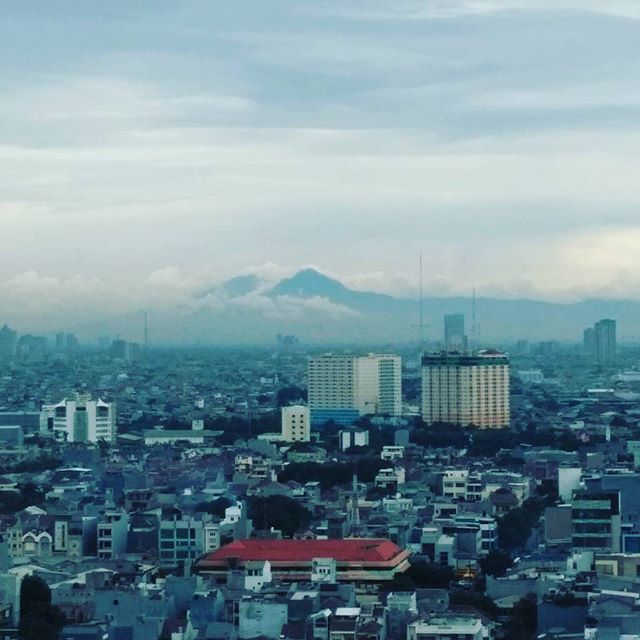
left=3, top=2, right=640, bottom=640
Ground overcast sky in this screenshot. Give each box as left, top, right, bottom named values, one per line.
left=2, top=0, right=640, bottom=320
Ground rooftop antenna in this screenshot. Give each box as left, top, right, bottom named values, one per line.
left=471, top=287, right=477, bottom=352
left=144, top=310, right=149, bottom=352
left=419, top=253, right=425, bottom=352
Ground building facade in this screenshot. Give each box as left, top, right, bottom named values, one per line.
left=41, top=394, right=116, bottom=443
left=308, top=354, right=401, bottom=426
left=281, top=405, right=311, bottom=442
left=421, top=350, right=510, bottom=428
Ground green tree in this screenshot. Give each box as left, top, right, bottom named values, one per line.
left=479, top=550, right=513, bottom=577
left=247, top=495, right=312, bottom=537
left=19, top=575, right=66, bottom=640
left=503, top=594, right=537, bottom=640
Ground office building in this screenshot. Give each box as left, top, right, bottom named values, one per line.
left=159, top=513, right=220, bottom=568
left=40, top=394, right=116, bottom=443
left=281, top=405, right=310, bottom=442
left=444, top=314, right=467, bottom=351
left=421, top=350, right=510, bottom=428
left=595, top=319, right=617, bottom=365
left=571, top=492, right=621, bottom=552
left=584, top=319, right=617, bottom=365
left=307, top=354, right=401, bottom=426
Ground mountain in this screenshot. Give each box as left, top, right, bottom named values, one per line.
left=67, top=268, right=640, bottom=345
left=196, top=273, right=265, bottom=299
left=269, top=268, right=409, bottom=313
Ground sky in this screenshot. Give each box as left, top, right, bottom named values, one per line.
left=2, top=0, right=640, bottom=326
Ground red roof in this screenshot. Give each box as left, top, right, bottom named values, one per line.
left=198, top=538, right=404, bottom=564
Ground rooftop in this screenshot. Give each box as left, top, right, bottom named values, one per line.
left=197, top=538, right=406, bottom=564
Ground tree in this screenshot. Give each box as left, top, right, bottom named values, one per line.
left=19, top=575, right=66, bottom=640
left=276, top=387, right=307, bottom=407
left=503, top=594, right=537, bottom=640
left=479, top=550, right=513, bottom=577
left=247, top=495, right=311, bottom=537
left=497, top=498, right=545, bottom=551
left=450, top=589, right=499, bottom=619
left=388, top=560, right=454, bottom=590
left=195, top=497, right=232, bottom=517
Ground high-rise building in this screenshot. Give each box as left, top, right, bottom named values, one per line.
left=583, top=319, right=617, bottom=365
left=355, top=354, right=402, bottom=416
left=421, top=350, right=510, bottom=428
left=281, top=405, right=311, bottom=442
left=444, top=314, right=467, bottom=351
left=0, top=325, right=17, bottom=360
left=307, top=354, right=402, bottom=426
left=595, top=319, right=616, bottom=366
left=583, top=327, right=596, bottom=356
left=40, top=393, right=116, bottom=443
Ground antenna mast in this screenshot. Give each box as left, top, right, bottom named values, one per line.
left=471, top=288, right=477, bottom=351
left=419, top=253, right=424, bottom=351
left=144, top=310, right=149, bottom=352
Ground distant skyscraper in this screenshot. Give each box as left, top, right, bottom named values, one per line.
left=0, top=325, right=17, bottom=360
left=307, top=353, right=402, bottom=425
left=584, top=319, right=616, bottom=365
left=40, top=393, right=116, bottom=443
left=444, top=314, right=467, bottom=351
left=595, top=319, right=617, bottom=366
left=583, top=327, right=596, bottom=357
left=421, top=350, right=510, bottom=428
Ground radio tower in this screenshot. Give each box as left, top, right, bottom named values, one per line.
left=471, top=288, right=477, bottom=352
left=144, top=310, right=149, bottom=353
left=419, top=253, right=425, bottom=352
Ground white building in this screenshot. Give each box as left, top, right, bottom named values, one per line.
left=408, top=616, right=486, bottom=640
left=518, top=369, right=544, bottom=385
left=281, top=405, right=311, bottom=442
left=558, top=465, right=582, bottom=502
left=442, top=469, right=469, bottom=500
left=338, top=429, right=369, bottom=451
left=41, top=394, right=116, bottom=443
left=421, top=350, right=510, bottom=428
left=307, top=353, right=401, bottom=425
left=355, top=354, right=402, bottom=416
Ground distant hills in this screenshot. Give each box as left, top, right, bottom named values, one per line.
left=59, top=267, right=640, bottom=345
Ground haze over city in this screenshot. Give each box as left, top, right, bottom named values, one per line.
left=3, top=1, right=640, bottom=338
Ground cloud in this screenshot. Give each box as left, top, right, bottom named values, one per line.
left=306, top=0, right=640, bottom=21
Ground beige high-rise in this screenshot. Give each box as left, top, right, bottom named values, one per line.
left=421, top=350, right=510, bottom=428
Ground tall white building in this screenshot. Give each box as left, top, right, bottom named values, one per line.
left=281, top=405, right=311, bottom=442
left=307, top=354, right=402, bottom=425
left=421, top=350, right=510, bottom=428
left=355, top=354, right=402, bottom=416
left=40, top=393, right=116, bottom=443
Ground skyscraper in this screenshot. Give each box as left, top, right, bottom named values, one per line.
left=584, top=319, right=616, bottom=365
left=595, top=319, right=616, bottom=366
left=0, top=325, right=17, bottom=360
left=307, top=353, right=402, bottom=425
left=421, top=350, right=510, bottom=428
left=444, top=314, right=467, bottom=351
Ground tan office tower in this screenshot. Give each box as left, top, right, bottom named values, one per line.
left=421, top=350, right=510, bottom=428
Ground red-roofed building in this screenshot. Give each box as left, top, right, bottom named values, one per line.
left=194, top=538, right=410, bottom=585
